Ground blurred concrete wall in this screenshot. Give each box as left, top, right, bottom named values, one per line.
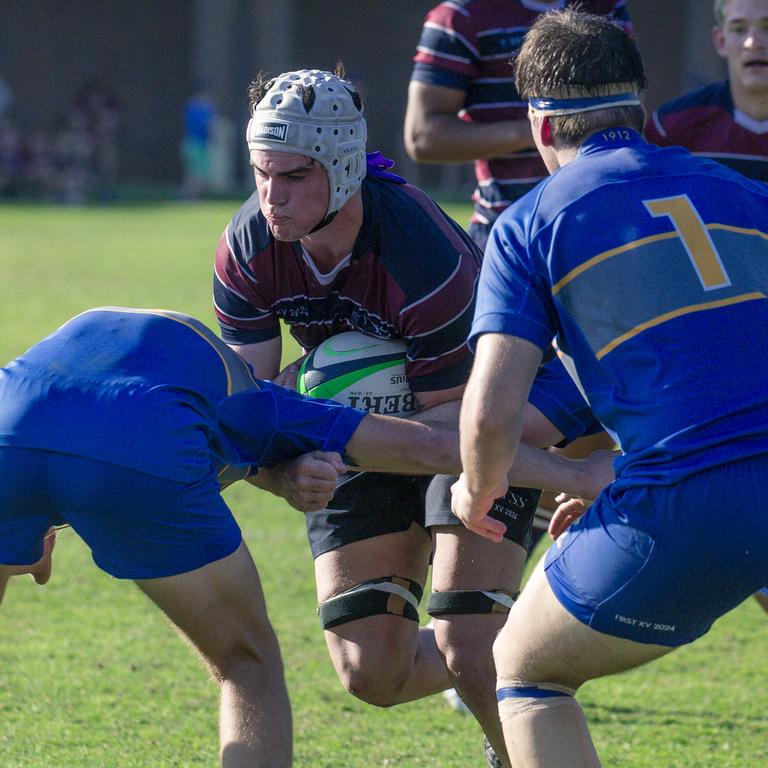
left=0, top=0, right=726, bottom=191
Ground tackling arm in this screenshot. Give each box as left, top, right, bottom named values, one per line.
left=345, top=410, right=614, bottom=501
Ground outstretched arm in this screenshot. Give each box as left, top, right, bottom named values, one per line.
left=345, top=408, right=613, bottom=500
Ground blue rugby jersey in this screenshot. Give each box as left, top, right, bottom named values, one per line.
left=472, top=129, right=768, bottom=487
left=410, top=0, right=632, bottom=229
left=0, top=308, right=364, bottom=485
left=214, top=175, right=482, bottom=394
left=646, top=80, right=768, bottom=182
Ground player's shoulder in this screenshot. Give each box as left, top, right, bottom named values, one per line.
left=656, top=81, right=732, bottom=119
left=358, top=177, right=480, bottom=296
left=361, top=177, right=478, bottom=257
left=360, top=175, right=436, bottom=225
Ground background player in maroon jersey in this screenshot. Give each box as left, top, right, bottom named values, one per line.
left=404, top=0, right=632, bottom=250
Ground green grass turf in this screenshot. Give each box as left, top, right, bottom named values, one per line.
left=0, top=202, right=766, bottom=767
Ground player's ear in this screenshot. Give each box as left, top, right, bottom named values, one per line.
left=539, top=116, right=555, bottom=148
left=712, top=25, right=726, bottom=58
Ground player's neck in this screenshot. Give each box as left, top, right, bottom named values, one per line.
left=299, top=192, right=363, bottom=271
left=731, top=82, right=768, bottom=122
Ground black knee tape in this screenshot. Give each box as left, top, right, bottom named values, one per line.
left=318, top=576, right=423, bottom=629
left=427, top=589, right=518, bottom=617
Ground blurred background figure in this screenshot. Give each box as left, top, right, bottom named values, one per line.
left=181, top=85, right=218, bottom=199
left=0, top=116, right=24, bottom=198
left=50, top=106, right=96, bottom=204
left=75, top=80, right=123, bottom=199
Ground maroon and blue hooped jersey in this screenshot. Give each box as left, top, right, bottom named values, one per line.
left=214, top=175, right=482, bottom=394
left=0, top=308, right=364, bottom=487
left=472, top=129, right=768, bottom=488
left=410, top=0, right=632, bottom=229
left=646, top=80, right=768, bottom=182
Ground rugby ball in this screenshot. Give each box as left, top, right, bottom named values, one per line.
left=297, top=331, right=416, bottom=417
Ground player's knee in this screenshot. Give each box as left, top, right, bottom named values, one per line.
left=337, top=660, right=408, bottom=708
left=429, top=588, right=515, bottom=671
left=433, top=621, right=494, bottom=682
left=204, top=627, right=282, bottom=684
left=319, top=575, right=424, bottom=705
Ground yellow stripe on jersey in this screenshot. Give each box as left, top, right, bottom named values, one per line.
left=552, top=222, right=768, bottom=297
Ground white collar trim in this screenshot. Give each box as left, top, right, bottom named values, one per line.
left=733, top=108, right=768, bottom=135
left=300, top=244, right=352, bottom=285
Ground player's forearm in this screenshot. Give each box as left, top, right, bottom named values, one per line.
left=405, top=114, right=535, bottom=163
left=461, top=399, right=523, bottom=494
left=506, top=445, right=596, bottom=498
left=246, top=466, right=283, bottom=494
left=461, top=334, right=543, bottom=495
left=347, top=410, right=608, bottom=498
left=345, top=414, right=460, bottom=475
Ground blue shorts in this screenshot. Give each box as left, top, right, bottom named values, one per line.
left=0, top=447, right=242, bottom=579
left=544, top=454, right=768, bottom=646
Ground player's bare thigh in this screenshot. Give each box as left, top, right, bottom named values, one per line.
left=314, top=521, right=431, bottom=603
left=314, top=523, right=440, bottom=703
left=432, top=525, right=527, bottom=592
left=494, top=558, right=671, bottom=690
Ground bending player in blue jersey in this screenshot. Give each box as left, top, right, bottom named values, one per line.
left=0, top=307, right=614, bottom=768
left=452, top=10, right=768, bottom=767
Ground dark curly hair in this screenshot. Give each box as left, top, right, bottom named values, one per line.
left=246, top=62, right=350, bottom=114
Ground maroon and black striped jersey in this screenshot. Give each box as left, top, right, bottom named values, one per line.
left=410, top=0, right=633, bottom=229
left=214, top=176, right=482, bottom=393
left=646, top=80, right=768, bottom=183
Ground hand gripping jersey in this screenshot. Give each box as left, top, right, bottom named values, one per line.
left=410, top=0, right=632, bottom=230
left=646, top=80, right=768, bottom=182
left=472, top=129, right=768, bottom=488
left=0, top=308, right=364, bottom=487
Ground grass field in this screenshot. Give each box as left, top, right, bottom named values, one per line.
left=0, top=201, right=766, bottom=767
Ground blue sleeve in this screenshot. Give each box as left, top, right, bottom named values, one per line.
left=216, top=381, right=366, bottom=468
left=470, top=209, right=558, bottom=352
left=527, top=357, right=602, bottom=445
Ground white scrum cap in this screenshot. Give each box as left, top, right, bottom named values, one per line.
left=246, top=69, right=367, bottom=225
